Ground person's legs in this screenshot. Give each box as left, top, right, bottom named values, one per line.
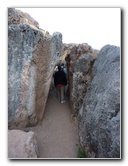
left=60, top=86, right=65, bottom=103
left=56, top=86, right=61, bottom=101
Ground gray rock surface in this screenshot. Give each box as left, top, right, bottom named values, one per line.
left=8, top=8, right=62, bottom=129
left=8, top=130, right=38, bottom=158
left=79, top=45, right=120, bottom=158
left=71, top=54, right=95, bottom=115
left=62, top=43, right=98, bottom=114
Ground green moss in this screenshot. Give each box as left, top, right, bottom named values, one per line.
left=77, top=148, right=88, bottom=158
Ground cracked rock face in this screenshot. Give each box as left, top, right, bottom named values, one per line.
left=8, top=8, right=62, bottom=129
left=79, top=45, right=120, bottom=158
left=62, top=43, right=98, bottom=115
left=71, top=54, right=95, bottom=115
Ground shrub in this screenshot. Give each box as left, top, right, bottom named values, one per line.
left=77, top=148, right=87, bottom=158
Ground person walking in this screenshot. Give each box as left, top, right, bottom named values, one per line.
left=54, top=65, right=67, bottom=103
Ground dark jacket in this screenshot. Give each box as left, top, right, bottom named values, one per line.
left=54, top=70, right=67, bottom=86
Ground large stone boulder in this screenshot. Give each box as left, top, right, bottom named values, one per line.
left=72, top=54, right=95, bottom=115
left=79, top=45, right=120, bottom=158
left=8, top=130, right=38, bottom=158
left=8, top=8, right=62, bottom=129
left=62, top=43, right=98, bottom=114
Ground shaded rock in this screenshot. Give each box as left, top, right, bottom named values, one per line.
left=78, top=45, right=120, bottom=158
left=62, top=43, right=98, bottom=114
left=8, top=8, right=62, bottom=129
left=72, top=54, right=95, bottom=115
left=8, top=130, right=38, bottom=158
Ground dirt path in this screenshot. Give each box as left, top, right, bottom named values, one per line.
left=30, top=88, right=79, bottom=159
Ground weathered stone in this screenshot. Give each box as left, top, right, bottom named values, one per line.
left=71, top=54, right=95, bottom=115
left=8, top=130, right=38, bottom=158
left=8, top=8, right=62, bottom=129
left=78, top=45, right=120, bottom=158
left=62, top=43, right=98, bottom=114
left=8, top=8, right=39, bottom=29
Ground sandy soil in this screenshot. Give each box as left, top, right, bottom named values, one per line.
left=29, top=88, right=79, bottom=159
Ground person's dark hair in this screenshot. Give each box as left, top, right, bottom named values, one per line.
left=58, top=65, right=61, bottom=71
left=61, top=63, right=64, bottom=66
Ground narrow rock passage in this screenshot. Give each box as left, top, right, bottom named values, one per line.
left=29, top=87, right=79, bottom=158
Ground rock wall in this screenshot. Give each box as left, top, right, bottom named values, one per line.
left=62, top=43, right=98, bottom=115
left=8, top=130, right=38, bottom=158
left=8, top=8, right=62, bottom=129
left=78, top=45, right=120, bottom=158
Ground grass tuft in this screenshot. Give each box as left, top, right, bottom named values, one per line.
left=77, top=148, right=87, bottom=158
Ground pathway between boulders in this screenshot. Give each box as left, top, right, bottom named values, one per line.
left=29, top=88, right=79, bottom=158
